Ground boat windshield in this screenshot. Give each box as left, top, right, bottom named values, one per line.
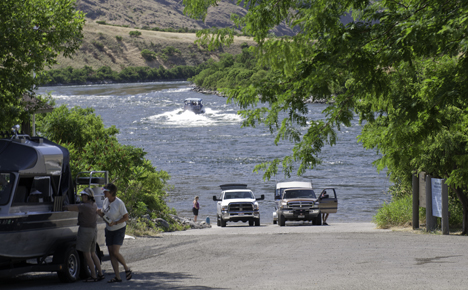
left=0, top=173, right=15, bottom=205
left=283, top=189, right=316, bottom=199
left=224, top=191, right=254, bottom=199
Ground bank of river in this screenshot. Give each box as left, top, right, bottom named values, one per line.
left=36, top=81, right=391, bottom=223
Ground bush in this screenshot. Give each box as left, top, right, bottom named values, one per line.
left=115, top=35, right=123, bottom=41
left=373, top=195, right=423, bottom=229
left=96, top=20, right=106, bottom=25
left=129, top=30, right=142, bottom=37
left=141, top=49, right=157, bottom=61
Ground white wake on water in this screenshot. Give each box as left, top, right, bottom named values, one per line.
left=145, top=108, right=243, bottom=127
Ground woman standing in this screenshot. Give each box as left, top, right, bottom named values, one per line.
left=192, top=196, right=200, bottom=222
left=64, top=188, right=104, bottom=282
left=97, top=183, right=132, bottom=283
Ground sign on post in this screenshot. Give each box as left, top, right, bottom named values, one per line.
left=431, top=178, right=443, bottom=218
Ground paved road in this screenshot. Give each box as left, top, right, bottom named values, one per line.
left=3, top=223, right=468, bottom=289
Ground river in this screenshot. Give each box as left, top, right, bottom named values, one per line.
left=36, top=81, right=391, bottom=223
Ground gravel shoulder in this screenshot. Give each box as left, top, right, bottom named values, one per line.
left=3, top=223, right=468, bottom=290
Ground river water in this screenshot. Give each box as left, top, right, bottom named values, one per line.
left=37, top=81, right=391, bottom=223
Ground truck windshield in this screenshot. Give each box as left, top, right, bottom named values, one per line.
left=283, top=189, right=316, bottom=199
left=224, top=192, right=253, bottom=199
left=0, top=173, right=15, bottom=205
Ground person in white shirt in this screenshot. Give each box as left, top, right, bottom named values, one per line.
left=97, top=183, right=132, bottom=283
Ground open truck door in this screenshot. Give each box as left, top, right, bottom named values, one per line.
left=318, top=188, right=338, bottom=213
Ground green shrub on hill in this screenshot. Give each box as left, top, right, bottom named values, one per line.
left=129, top=30, right=142, bottom=37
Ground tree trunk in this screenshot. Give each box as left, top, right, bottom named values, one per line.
left=452, top=187, right=468, bottom=235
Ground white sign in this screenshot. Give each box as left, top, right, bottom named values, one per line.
left=431, top=178, right=443, bottom=218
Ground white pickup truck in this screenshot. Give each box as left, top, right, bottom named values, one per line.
left=213, top=184, right=264, bottom=227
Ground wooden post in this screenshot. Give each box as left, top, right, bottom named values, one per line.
left=412, top=174, right=419, bottom=229
left=441, top=181, right=449, bottom=235
left=425, top=175, right=435, bottom=231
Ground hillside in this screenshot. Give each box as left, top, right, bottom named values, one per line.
left=52, top=0, right=289, bottom=71
left=76, top=0, right=294, bottom=36
left=53, top=21, right=256, bottom=71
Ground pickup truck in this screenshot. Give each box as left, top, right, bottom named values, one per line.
left=273, top=181, right=337, bottom=226
left=213, top=184, right=264, bottom=227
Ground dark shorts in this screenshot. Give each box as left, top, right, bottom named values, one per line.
left=192, top=208, right=199, bottom=216
left=105, top=226, right=126, bottom=246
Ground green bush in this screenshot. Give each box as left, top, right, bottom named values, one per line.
left=162, top=46, right=180, bottom=56
left=96, top=20, right=106, bottom=25
left=141, top=49, right=157, bottom=61
left=115, top=35, right=123, bottom=41
left=92, top=40, right=104, bottom=51
left=129, top=30, right=142, bottom=37
left=373, top=195, right=422, bottom=229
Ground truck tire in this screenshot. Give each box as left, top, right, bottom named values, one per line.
left=249, top=220, right=254, bottom=226
left=255, top=218, right=260, bottom=226
left=313, top=215, right=322, bottom=225
left=217, top=215, right=221, bottom=226
left=56, top=245, right=80, bottom=283
left=221, top=217, right=227, bottom=227
left=273, top=220, right=277, bottom=224
left=278, top=214, right=285, bottom=227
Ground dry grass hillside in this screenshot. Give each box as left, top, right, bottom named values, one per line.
left=75, top=0, right=294, bottom=36
left=52, top=0, right=295, bottom=71
left=53, top=21, right=256, bottom=71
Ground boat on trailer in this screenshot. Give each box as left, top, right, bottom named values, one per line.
left=0, top=126, right=106, bottom=282
left=184, top=98, right=205, bottom=114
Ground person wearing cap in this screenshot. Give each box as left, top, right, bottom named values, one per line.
left=64, top=188, right=105, bottom=282
left=97, top=183, right=132, bottom=283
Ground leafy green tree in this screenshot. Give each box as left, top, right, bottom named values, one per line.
left=37, top=106, right=174, bottom=222
left=0, top=0, right=85, bottom=130
left=183, top=0, right=468, bottom=233
left=37, top=105, right=119, bottom=149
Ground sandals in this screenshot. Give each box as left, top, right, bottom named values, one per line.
left=83, top=277, right=98, bottom=282
left=97, top=274, right=105, bottom=281
left=125, top=269, right=133, bottom=281
left=108, top=277, right=122, bottom=283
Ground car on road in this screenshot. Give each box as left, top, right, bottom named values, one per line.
left=213, top=184, right=264, bottom=227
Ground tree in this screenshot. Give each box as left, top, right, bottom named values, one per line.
left=183, top=0, right=468, bottom=233
left=0, top=0, right=85, bottom=130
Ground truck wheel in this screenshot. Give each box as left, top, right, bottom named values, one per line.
left=221, top=217, right=227, bottom=227
left=278, top=215, right=285, bottom=227
left=217, top=215, right=221, bottom=226
left=56, top=245, right=80, bottom=283
left=273, top=220, right=277, bottom=224
left=313, top=215, right=322, bottom=225
left=255, top=218, right=260, bottom=226
left=249, top=220, right=254, bottom=226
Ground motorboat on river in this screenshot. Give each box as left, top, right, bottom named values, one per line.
left=184, top=98, right=205, bottom=114
left=0, top=126, right=106, bottom=282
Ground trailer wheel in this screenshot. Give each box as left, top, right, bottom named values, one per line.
left=56, top=245, right=80, bottom=283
